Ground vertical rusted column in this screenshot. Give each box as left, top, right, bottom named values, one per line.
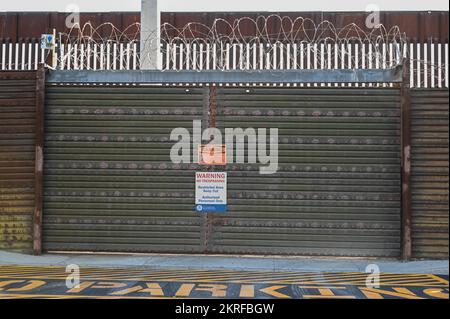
left=202, top=85, right=217, bottom=253
left=208, top=86, right=217, bottom=128
left=33, top=63, right=46, bottom=255
left=400, top=62, right=412, bottom=261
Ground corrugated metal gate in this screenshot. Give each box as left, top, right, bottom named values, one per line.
left=0, top=71, right=36, bottom=252
left=43, top=84, right=402, bottom=257
left=43, top=86, right=205, bottom=252
left=212, top=87, right=401, bottom=256
left=411, top=89, right=449, bottom=259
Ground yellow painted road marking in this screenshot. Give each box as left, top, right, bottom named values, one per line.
left=0, top=266, right=447, bottom=289
left=423, top=288, right=449, bottom=299
left=259, top=285, right=291, bottom=298
left=302, top=286, right=356, bottom=299
left=239, top=284, right=255, bottom=298
left=0, top=267, right=442, bottom=284
left=428, top=274, right=449, bottom=286
left=1, top=273, right=444, bottom=287
left=358, top=287, right=425, bottom=299
left=110, top=283, right=165, bottom=296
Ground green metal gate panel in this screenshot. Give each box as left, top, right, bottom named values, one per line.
left=43, top=86, right=205, bottom=253
left=43, top=85, right=402, bottom=257
left=212, top=87, right=401, bottom=257
left=0, top=71, right=36, bottom=253
left=411, top=89, right=449, bottom=259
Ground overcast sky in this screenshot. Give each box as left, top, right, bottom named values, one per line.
left=1, top=0, right=448, bottom=12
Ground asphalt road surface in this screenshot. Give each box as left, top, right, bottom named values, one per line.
left=0, top=265, right=448, bottom=299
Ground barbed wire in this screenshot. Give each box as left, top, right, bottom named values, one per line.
left=408, top=58, right=448, bottom=87
left=56, top=15, right=447, bottom=85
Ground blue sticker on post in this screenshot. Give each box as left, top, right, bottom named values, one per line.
left=195, top=204, right=227, bottom=213
left=195, top=172, right=227, bottom=213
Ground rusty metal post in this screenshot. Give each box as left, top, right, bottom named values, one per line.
left=33, top=63, right=46, bottom=255
left=208, top=86, right=217, bottom=128
left=201, top=85, right=218, bottom=253
left=400, top=62, right=412, bottom=261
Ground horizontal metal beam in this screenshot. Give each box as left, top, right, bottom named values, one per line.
left=47, top=66, right=403, bottom=84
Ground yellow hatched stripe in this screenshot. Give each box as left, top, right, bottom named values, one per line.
left=0, top=265, right=447, bottom=287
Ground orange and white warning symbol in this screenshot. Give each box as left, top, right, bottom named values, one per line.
left=198, top=144, right=227, bottom=165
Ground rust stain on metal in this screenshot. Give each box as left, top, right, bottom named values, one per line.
left=410, top=89, right=449, bottom=259
left=0, top=70, right=37, bottom=253
left=403, top=145, right=411, bottom=174
left=35, top=146, right=43, bottom=169
left=209, top=86, right=217, bottom=128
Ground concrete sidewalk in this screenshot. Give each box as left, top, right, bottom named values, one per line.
left=0, top=250, right=448, bottom=274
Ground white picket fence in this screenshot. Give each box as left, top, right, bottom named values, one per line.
left=0, top=40, right=448, bottom=88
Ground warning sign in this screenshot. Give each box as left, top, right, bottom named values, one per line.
left=195, top=172, right=227, bottom=213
